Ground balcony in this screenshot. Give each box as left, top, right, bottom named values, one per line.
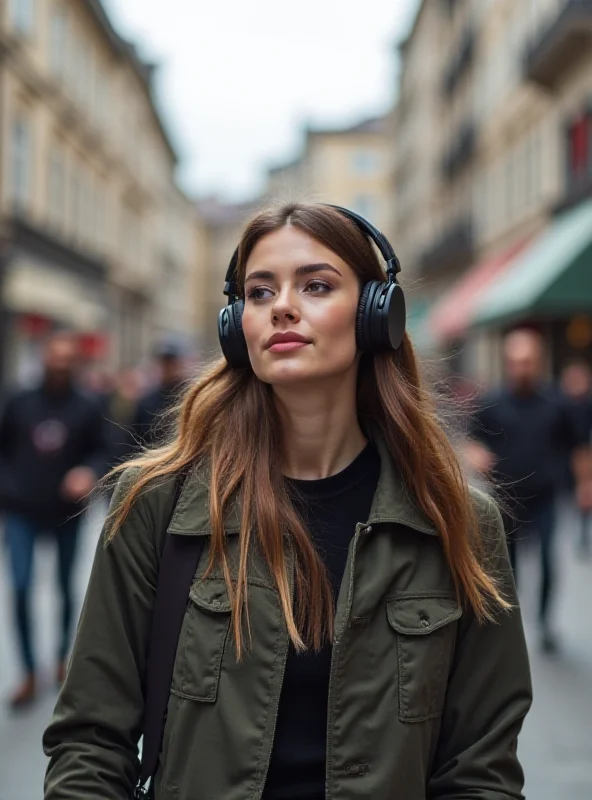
left=419, top=219, right=475, bottom=276
left=442, top=27, right=476, bottom=96
left=441, top=122, right=477, bottom=181
left=524, top=0, right=592, bottom=89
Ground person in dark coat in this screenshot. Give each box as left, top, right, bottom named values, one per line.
left=0, top=331, right=108, bottom=708
left=467, top=329, right=583, bottom=653
left=132, top=339, right=186, bottom=448
left=560, top=360, right=592, bottom=556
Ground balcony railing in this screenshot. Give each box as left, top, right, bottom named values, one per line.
left=419, top=219, right=475, bottom=276
left=524, top=0, right=592, bottom=89
left=441, top=122, right=477, bottom=181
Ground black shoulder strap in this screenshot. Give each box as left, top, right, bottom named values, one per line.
left=135, top=482, right=205, bottom=798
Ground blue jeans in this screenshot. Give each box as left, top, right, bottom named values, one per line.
left=4, top=514, right=81, bottom=673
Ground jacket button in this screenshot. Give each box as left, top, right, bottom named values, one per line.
left=420, top=617, right=430, bottom=627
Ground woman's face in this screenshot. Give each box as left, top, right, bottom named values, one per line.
left=241, top=225, right=361, bottom=387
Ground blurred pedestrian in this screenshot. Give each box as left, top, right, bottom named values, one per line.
left=467, top=329, right=582, bottom=652
left=102, top=367, right=142, bottom=469
left=0, top=331, right=108, bottom=708
left=133, top=338, right=187, bottom=447
left=560, top=360, right=592, bottom=556
left=44, top=203, right=531, bottom=799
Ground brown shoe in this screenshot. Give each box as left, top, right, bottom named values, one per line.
left=8, top=674, right=36, bottom=710
left=56, top=660, right=68, bottom=687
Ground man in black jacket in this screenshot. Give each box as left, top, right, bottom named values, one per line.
left=0, top=332, right=108, bottom=708
left=132, top=338, right=186, bottom=448
left=468, top=329, right=583, bottom=653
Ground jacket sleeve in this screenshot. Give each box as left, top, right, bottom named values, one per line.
left=43, top=471, right=176, bottom=799
left=427, top=494, right=533, bottom=800
left=0, top=394, right=17, bottom=456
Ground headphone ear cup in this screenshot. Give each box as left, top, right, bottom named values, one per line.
left=232, top=299, right=246, bottom=348
left=218, top=300, right=249, bottom=368
left=357, top=280, right=406, bottom=353
left=385, top=283, right=406, bottom=350
left=356, top=281, right=381, bottom=352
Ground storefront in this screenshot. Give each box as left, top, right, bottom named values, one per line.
left=0, top=218, right=110, bottom=390
left=471, top=198, right=592, bottom=378
left=424, top=198, right=592, bottom=384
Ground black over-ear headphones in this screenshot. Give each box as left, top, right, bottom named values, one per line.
left=217, top=204, right=406, bottom=369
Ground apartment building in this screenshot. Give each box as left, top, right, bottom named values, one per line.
left=266, top=116, right=394, bottom=239
left=0, top=0, right=197, bottom=387
left=393, top=0, right=592, bottom=381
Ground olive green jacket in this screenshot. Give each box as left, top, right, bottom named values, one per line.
left=43, top=435, right=532, bottom=799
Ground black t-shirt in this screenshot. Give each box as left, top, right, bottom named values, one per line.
left=262, top=443, right=381, bottom=800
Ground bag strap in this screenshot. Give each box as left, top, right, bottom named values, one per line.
left=135, top=481, right=205, bottom=798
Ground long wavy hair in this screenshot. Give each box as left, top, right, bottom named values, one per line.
left=107, top=203, right=508, bottom=657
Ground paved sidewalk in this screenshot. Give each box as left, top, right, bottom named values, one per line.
left=1, top=499, right=591, bottom=799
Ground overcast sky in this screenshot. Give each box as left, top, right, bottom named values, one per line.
left=105, top=0, right=419, bottom=201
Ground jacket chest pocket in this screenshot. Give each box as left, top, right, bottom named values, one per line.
left=386, top=594, right=461, bottom=723
left=170, top=578, right=231, bottom=703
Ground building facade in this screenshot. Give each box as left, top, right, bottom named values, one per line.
left=393, top=0, right=592, bottom=382
left=194, top=197, right=260, bottom=359
left=266, top=116, right=394, bottom=239
left=0, top=0, right=197, bottom=388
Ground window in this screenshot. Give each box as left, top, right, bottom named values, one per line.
left=567, top=112, right=592, bottom=187
left=121, top=206, right=142, bottom=268
left=353, top=194, right=377, bottom=220
left=47, top=146, right=66, bottom=227
left=80, top=172, right=93, bottom=241
left=94, top=69, right=110, bottom=128
left=525, top=127, right=541, bottom=207
left=49, top=5, right=68, bottom=79
left=70, top=172, right=81, bottom=237
left=505, top=150, right=516, bottom=223
left=352, top=149, right=380, bottom=176
left=9, top=0, right=35, bottom=35
left=95, top=183, right=106, bottom=245
left=11, top=117, right=32, bottom=210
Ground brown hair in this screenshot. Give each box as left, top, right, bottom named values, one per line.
left=107, top=203, right=507, bottom=657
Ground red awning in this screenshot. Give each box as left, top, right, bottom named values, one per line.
left=428, top=238, right=532, bottom=342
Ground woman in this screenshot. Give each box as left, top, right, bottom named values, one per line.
left=43, top=203, right=532, bottom=799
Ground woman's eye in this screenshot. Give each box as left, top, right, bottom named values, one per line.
left=305, top=280, right=332, bottom=293
left=247, top=286, right=273, bottom=300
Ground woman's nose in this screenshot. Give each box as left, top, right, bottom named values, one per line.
left=271, top=290, right=301, bottom=323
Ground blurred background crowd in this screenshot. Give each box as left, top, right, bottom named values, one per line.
left=1, top=0, right=592, bottom=798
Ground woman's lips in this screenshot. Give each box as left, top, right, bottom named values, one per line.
left=268, top=341, right=310, bottom=353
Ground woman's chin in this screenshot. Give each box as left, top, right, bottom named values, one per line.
left=262, top=365, right=316, bottom=386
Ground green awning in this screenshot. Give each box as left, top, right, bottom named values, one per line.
left=473, top=198, right=592, bottom=328
left=406, top=297, right=436, bottom=352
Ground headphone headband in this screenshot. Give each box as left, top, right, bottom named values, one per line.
left=219, top=203, right=406, bottom=365
left=222, top=204, right=401, bottom=303
left=324, top=204, right=401, bottom=280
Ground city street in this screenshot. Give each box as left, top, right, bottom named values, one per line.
left=1, top=500, right=591, bottom=799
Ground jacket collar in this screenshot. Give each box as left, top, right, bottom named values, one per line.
left=168, top=429, right=437, bottom=537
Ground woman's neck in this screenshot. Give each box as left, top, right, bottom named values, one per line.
left=273, top=378, right=367, bottom=480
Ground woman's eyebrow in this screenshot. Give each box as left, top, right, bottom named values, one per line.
left=244, top=263, right=342, bottom=284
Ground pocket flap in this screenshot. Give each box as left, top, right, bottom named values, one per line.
left=387, top=594, right=461, bottom=635
left=189, top=578, right=232, bottom=613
